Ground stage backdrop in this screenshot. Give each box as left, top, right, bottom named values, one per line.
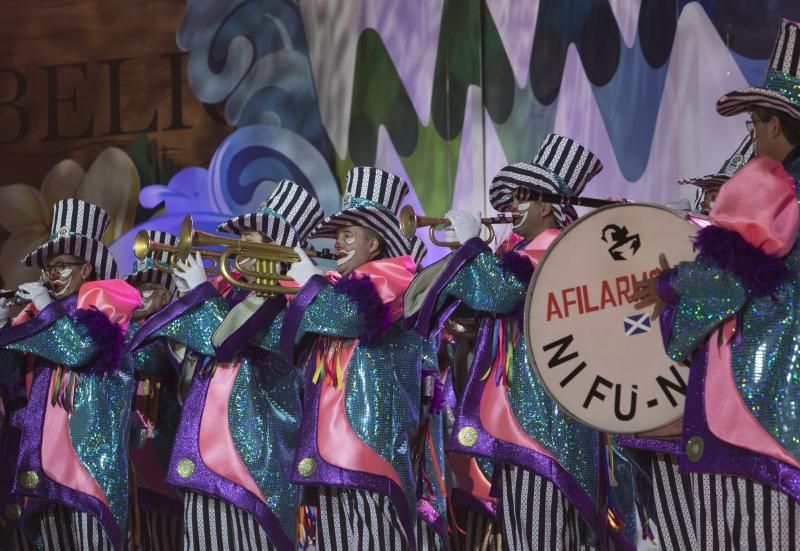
left=1, top=0, right=799, bottom=287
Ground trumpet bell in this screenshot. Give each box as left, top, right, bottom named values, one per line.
left=399, top=205, right=418, bottom=239
left=133, top=230, right=152, bottom=261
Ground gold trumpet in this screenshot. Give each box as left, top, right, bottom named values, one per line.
left=398, top=205, right=518, bottom=248
left=135, top=216, right=301, bottom=297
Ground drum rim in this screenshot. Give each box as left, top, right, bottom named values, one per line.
left=523, top=202, right=694, bottom=435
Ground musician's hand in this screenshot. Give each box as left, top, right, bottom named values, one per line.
left=446, top=210, right=481, bottom=244
left=288, top=246, right=322, bottom=286
left=0, top=298, right=9, bottom=326
left=631, top=253, right=672, bottom=320
left=173, top=252, right=208, bottom=293
left=17, top=281, right=53, bottom=311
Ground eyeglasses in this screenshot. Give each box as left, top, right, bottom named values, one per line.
left=745, top=119, right=761, bottom=133
left=42, top=261, right=85, bottom=274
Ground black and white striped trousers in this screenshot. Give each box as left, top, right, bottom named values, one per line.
left=450, top=507, right=503, bottom=551
left=316, top=486, right=408, bottom=550
left=20, top=505, right=112, bottom=551
left=416, top=516, right=445, bottom=551
left=650, top=453, right=697, bottom=551
left=688, top=473, right=800, bottom=551
left=140, top=508, right=182, bottom=550
left=498, top=464, right=594, bottom=551
left=182, top=491, right=277, bottom=551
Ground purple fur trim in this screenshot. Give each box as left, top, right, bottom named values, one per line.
left=74, top=307, right=124, bottom=376
left=334, top=273, right=391, bottom=346
left=693, top=225, right=790, bottom=297
left=499, top=250, right=534, bottom=283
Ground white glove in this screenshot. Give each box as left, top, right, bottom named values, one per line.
left=288, top=247, right=323, bottom=286
left=446, top=210, right=481, bottom=244
left=0, top=298, right=10, bottom=326
left=173, top=252, right=208, bottom=293
left=17, top=281, right=53, bottom=311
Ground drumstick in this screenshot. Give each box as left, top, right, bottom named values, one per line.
left=529, top=190, right=626, bottom=209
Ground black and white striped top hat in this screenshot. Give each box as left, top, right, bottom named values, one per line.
left=123, top=231, right=177, bottom=291
left=410, top=236, right=427, bottom=266
left=679, top=134, right=754, bottom=189
left=22, top=198, right=118, bottom=279
left=311, top=166, right=411, bottom=258
left=217, top=179, right=324, bottom=247
left=489, top=134, right=603, bottom=227
left=717, top=18, right=800, bottom=121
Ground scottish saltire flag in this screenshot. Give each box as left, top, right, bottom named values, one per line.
left=624, top=313, right=651, bottom=336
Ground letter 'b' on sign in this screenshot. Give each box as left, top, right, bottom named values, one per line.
left=524, top=204, right=704, bottom=434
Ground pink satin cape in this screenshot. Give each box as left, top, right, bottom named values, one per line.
left=479, top=230, right=559, bottom=458
left=315, top=256, right=416, bottom=486
left=705, top=320, right=800, bottom=469
left=40, top=280, right=140, bottom=511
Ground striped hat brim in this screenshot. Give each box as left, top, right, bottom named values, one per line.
left=678, top=173, right=729, bottom=189
left=311, top=206, right=411, bottom=259
left=489, top=163, right=566, bottom=212
left=22, top=236, right=118, bottom=280
left=717, top=88, right=800, bottom=120
left=123, top=268, right=175, bottom=292
left=217, top=214, right=301, bottom=247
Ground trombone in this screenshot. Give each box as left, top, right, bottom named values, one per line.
left=399, top=205, right=517, bottom=248
left=134, top=216, right=301, bottom=297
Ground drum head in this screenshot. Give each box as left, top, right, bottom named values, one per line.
left=524, top=204, right=697, bottom=434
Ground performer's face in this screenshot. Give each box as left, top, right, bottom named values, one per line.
left=511, top=197, right=552, bottom=239
left=43, top=254, right=91, bottom=299
left=133, top=282, right=172, bottom=320
left=698, top=184, right=722, bottom=215
left=334, top=226, right=381, bottom=277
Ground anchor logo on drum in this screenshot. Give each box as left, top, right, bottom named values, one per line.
left=601, top=224, right=641, bottom=261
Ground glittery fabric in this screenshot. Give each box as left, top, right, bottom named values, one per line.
left=3, top=316, right=101, bottom=367
left=152, top=296, right=229, bottom=356
left=665, top=258, right=746, bottom=361
left=69, top=363, right=134, bottom=536
left=228, top=352, right=301, bottom=542
left=441, top=247, right=603, bottom=507
left=341, top=323, right=422, bottom=519
left=666, top=194, right=800, bottom=463
left=439, top=251, right=528, bottom=315
left=506, top=331, right=601, bottom=503
left=419, top=339, right=447, bottom=527
left=765, top=68, right=800, bottom=107
left=251, top=310, right=285, bottom=353
left=297, top=285, right=376, bottom=338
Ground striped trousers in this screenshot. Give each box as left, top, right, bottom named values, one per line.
left=316, top=486, right=408, bottom=550
left=15, top=505, right=112, bottom=551
left=416, top=516, right=446, bottom=551
left=182, top=491, right=277, bottom=551
left=140, top=508, right=182, bottom=551
left=498, top=464, right=594, bottom=551
left=450, top=507, right=503, bottom=551
left=650, top=453, right=697, bottom=551
left=689, top=473, right=799, bottom=551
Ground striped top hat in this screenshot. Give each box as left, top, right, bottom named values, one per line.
left=22, top=198, right=118, bottom=280
left=489, top=133, right=603, bottom=228
left=679, top=134, right=755, bottom=189
left=217, top=179, right=324, bottom=247
left=311, top=167, right=411, bottom=258
left=717, top=18, right=800, bottom=121
left=123, top=231, right=177, bottom=291
left=410, top=236, right=427, bottom=266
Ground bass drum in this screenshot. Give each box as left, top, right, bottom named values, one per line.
left=524, top=204, right=705, bottom=434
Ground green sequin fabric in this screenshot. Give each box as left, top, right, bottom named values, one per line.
left=154, top=296, right=228, bottom=357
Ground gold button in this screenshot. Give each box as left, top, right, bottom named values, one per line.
left=5, top=504, right=21, bottom=519
left=686, top=436, right=704, bottom=462
left=19, top=471, right=39, bottom=490
left=176, top=459, right=195, bottom=479
left=458, top=427, right=478, bottom=447
left=297, top=458, right=317, bottom=477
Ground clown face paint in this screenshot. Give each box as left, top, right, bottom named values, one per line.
left=133, top=283, right=171, bottom=320
left=44, top=255, right=89, bottom=299
left=335, top=226, right=380, bottom=277
left=513, top=202, right=531, bottom=229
